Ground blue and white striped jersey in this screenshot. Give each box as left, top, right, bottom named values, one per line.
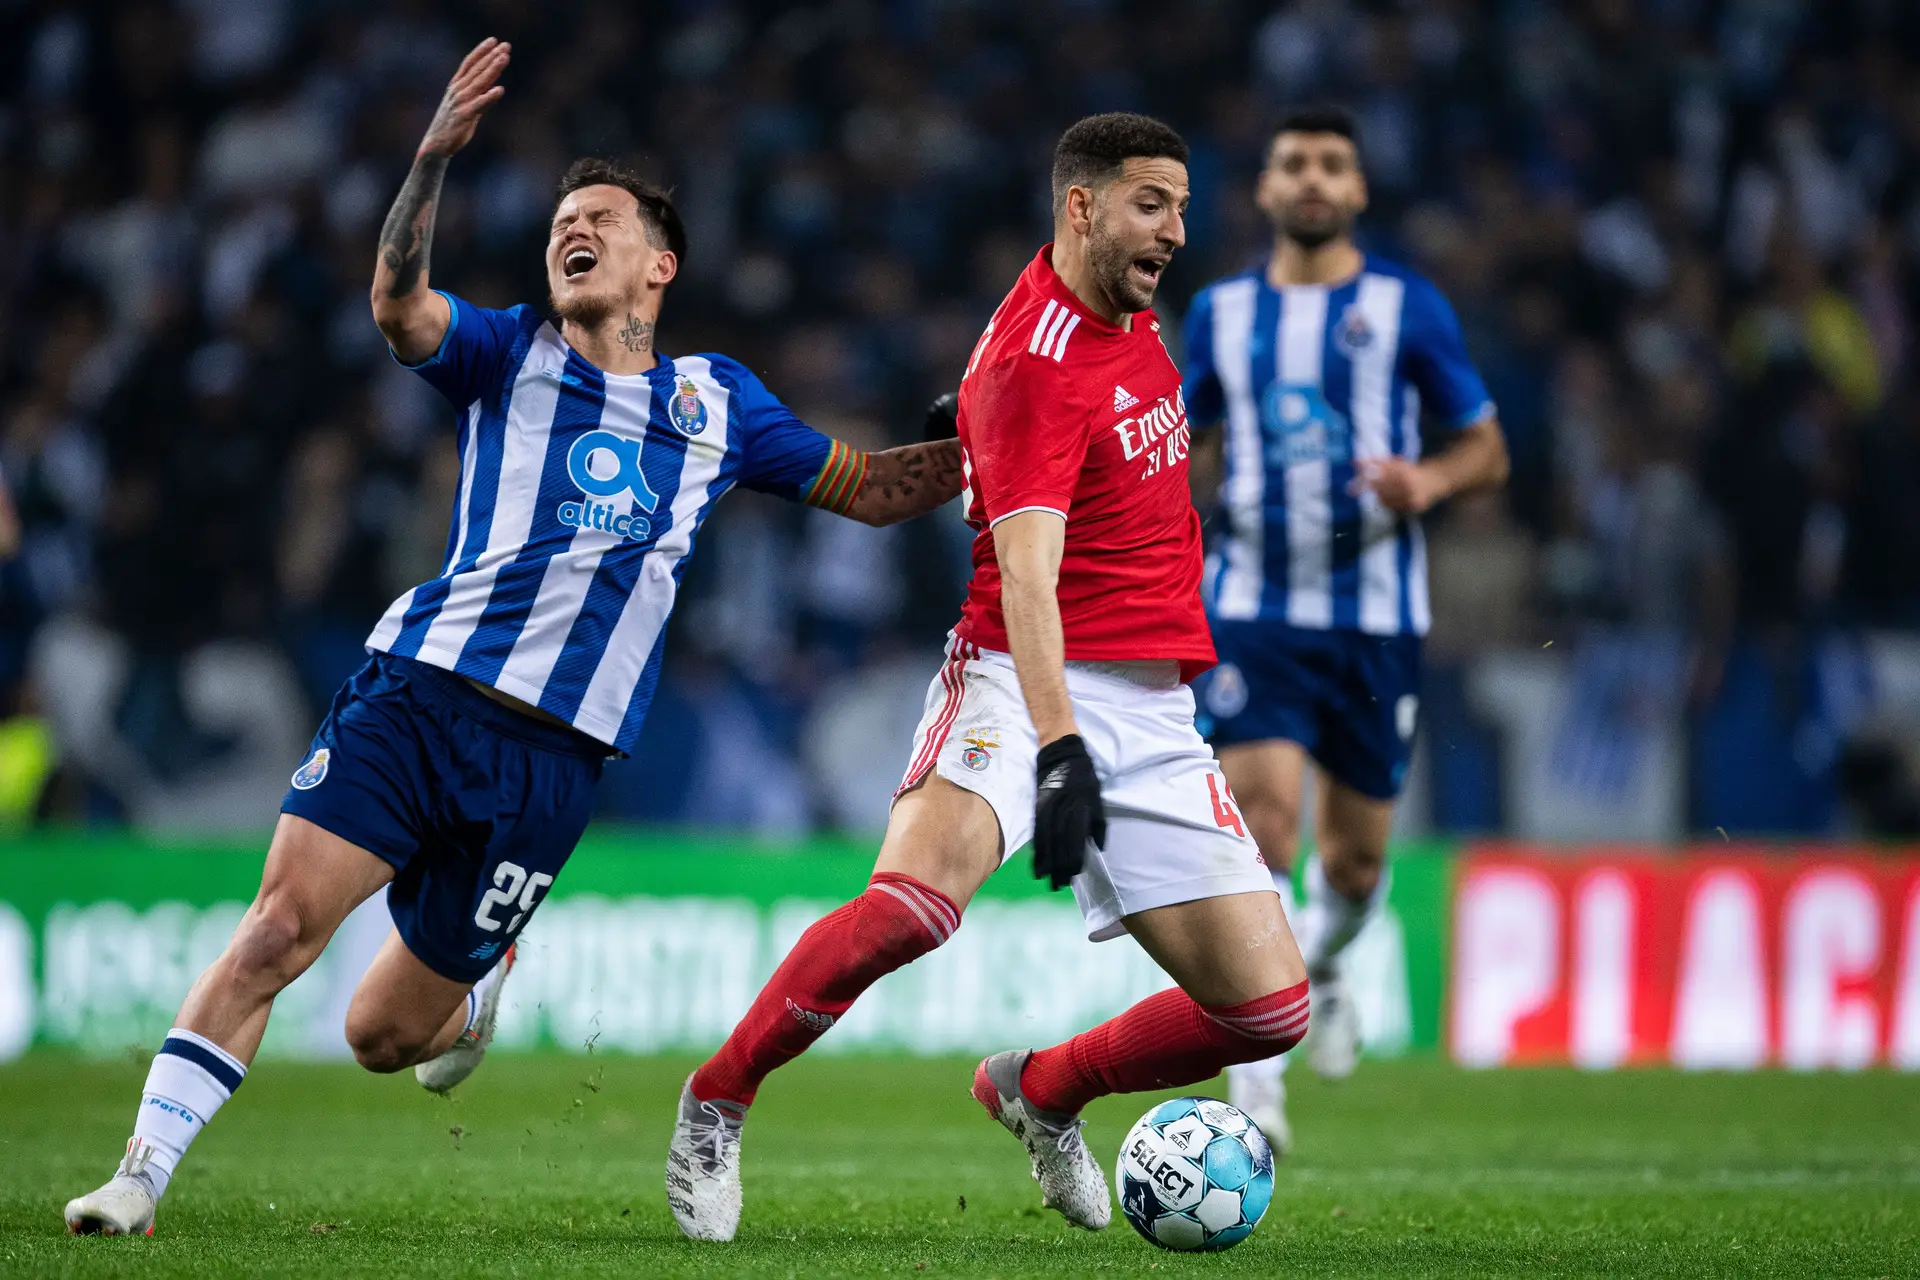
left=368, top=291, right=838, bottom=752
left=1184, top=255, right=1494, bottom=636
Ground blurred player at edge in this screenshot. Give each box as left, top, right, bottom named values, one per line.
left=668, top=114, right=1308, bottom=1243
left=63, top=38, right=963, bottom=1238
left=1185, top=105, right=1508, bottom=1149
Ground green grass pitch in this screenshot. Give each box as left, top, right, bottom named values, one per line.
left=1, top=1052, right=1914, bottom=1277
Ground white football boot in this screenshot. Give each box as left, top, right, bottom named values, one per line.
left=1306, top=970, right=1361, bottom=1081
left=971, top=1050, right=1112, bottom=1230
left=1226, top=1060, right=1293, bottom=1158
left=416, top=944, right=515, bottom=1094
left=666, top=1078, right=746, bottom=1242
left=64, top=1138, right=159, bottom=1236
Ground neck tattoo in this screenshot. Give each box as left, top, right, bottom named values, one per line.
left=618, top=314, right=653, bottom=353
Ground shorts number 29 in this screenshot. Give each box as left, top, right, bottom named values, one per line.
left=473, top=861, right=555, bottom=934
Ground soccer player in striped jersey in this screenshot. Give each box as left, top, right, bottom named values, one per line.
left=63, top=37, right=962, bottom=1238
left=1184, top=105, right=1508, bottom=1149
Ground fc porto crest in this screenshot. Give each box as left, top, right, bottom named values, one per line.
left=668, top=376, right=707, bottom=435
left=1205, top=664, right=1249, bottom=719
left=959, top=727, right=1001, bottom=772
left=291, top=748, right=330, bottom=791
left=1334, top=304, right=1374, bottom=357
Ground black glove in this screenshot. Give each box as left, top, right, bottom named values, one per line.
left=922, top=390, right=959, bottom=442
left=1032, top=734, right=1106, bottom=891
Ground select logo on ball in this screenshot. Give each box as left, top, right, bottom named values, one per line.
left=1117, top=1096, right=1273, bottom=1252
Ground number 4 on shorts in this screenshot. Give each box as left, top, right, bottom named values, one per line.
left=1206, top=772, right=1247, bottom=838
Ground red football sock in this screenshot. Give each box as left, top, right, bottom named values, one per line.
left=1019, top=980, right=1310, bottom=1115
left=691, top=872, right=959, bottom=1105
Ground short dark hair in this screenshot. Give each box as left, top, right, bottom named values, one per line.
left=555, top=157, right=688, bottom=267
left=1051, top=113, right=1189, bottom=218
left=1271, top=104, right=1362, bottom=162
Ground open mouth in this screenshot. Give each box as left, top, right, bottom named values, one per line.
left=1131, top=256, right=1168, bottom=287
left=563, top=247, right=598, bottom=279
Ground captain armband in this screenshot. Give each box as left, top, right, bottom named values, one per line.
left=802, top=439, right=870, bottom=516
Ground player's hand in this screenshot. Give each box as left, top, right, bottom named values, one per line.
left=1032, top=734, right=1106, bottom=891
left=922, top=391, right=959, bottom=442
left=417, top=38, right=511, bottom=161
left=1351, top=456, right=1446, bottom=514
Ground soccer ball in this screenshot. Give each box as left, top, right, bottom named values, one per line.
left=1115, top=1096, right=1274, bottom=1251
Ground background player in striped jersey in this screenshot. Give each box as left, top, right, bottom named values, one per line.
left=63, top=38, right=963, bottom=1238
left=668, top=113, right=1310, bottom=1244
left=1184, top=105, right=1509, bottom=1149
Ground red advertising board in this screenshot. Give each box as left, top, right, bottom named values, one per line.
left=1449, top=847, right=1920, bottom=1069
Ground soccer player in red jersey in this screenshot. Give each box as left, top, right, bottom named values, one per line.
left=668, top=114, right=1307, bottom=1241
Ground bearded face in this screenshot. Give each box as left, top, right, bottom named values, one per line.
left=547, top=184, right=661, bottom=331
left=1257, top=133, right=1367, bottom=251
left=1081, top=156, right=1188, bottom=314
left=1086, top=214, right=1159, bottom=313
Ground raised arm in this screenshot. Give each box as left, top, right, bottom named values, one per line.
left=371, top=38, right=511, bottom=364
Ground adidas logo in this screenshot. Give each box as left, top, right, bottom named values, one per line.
left=1113, top=385, right=1140, bottom=413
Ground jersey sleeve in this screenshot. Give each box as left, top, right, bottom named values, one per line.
left=727, top=365, right=842, bottom=503
left=393, top=291, right=531, bottom=408
left=1402, top=279, right=1496, bottom=430
left=963, top=352, right=1092, bottom=524
left=1181, top=287, right=1225, bottom=432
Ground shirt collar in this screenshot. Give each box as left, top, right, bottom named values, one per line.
left=1027, top=243, right=1141, bottom=336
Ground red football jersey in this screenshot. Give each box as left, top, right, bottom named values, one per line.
left=954, top=245, right=1214, bottom=681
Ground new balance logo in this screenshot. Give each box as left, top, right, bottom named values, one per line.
left=1113, top=385, right=1139, bottom=413
left=786, top=998, right=836, bottom=1032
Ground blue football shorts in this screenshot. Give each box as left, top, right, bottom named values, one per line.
left=1197, top=619, right=1421, bottom=801
left=281, top=652, right=606, bottom=984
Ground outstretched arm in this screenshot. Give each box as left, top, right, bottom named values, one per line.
left=371, top=37, right=511, bottom=363
left=803, top=393, right=966, bottom=526
left=806, top=438, right=965, bottom=527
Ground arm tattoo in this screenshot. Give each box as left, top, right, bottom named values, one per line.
left=618, top=314, right=654, bottom=354
left=376, top=153, right=450, bottom=300
left=838, top=438, right=966, bottom=526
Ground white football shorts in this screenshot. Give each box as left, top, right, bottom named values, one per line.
left=896, top=636, right=1277, bottom=941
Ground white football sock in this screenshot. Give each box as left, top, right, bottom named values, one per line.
left=1298, top=853, right=1390, bottom=977
left=458, top=987, right=481, bottom=1039
left=129, top=1028, right=247, bottom=1199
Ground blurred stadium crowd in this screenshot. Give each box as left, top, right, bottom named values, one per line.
left=3, top=0, right=1920, bottom=837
